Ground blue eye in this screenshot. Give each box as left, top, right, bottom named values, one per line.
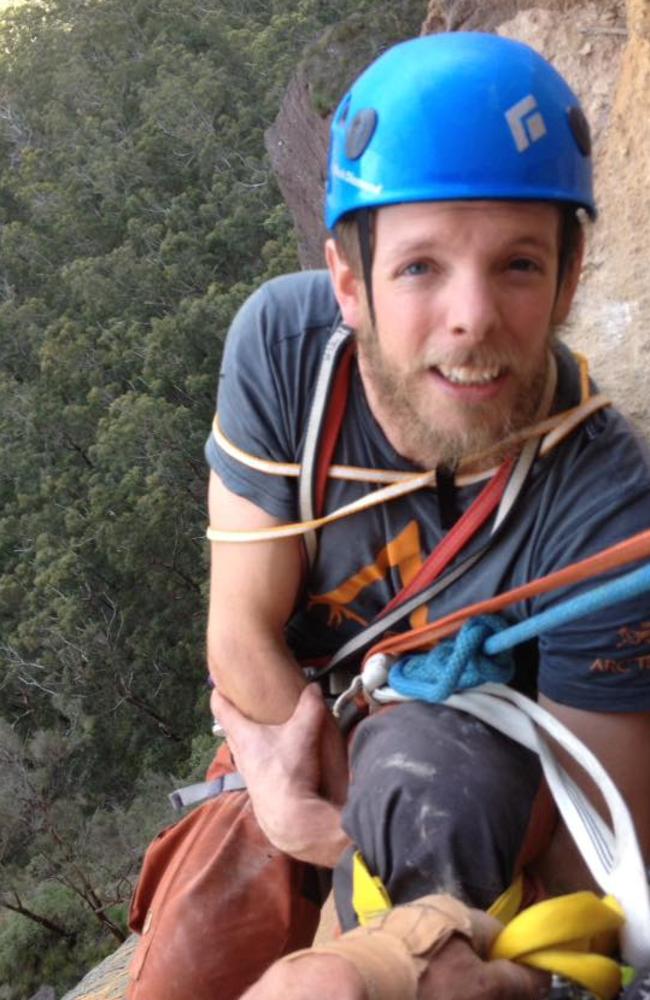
left=402, top=261, right=430, bottom=276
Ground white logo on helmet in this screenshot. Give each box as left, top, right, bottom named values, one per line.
left=332, top=163, right=383, bottom=195
left=505, top=96, right=547, bottom=153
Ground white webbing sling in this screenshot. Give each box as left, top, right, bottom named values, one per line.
left=445, top=682, right=650, bottom=968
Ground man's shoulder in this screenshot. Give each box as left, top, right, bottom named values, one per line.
left=554, top=344, right=650, bottom=474
left=532, top=367, right=650, bottom=566
left=238, top=270, right=340, bottom=344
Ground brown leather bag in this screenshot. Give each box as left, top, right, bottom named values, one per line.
left=127, top=743, right=327, bottom=1000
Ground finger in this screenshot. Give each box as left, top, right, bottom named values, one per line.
left=466, top=908, right=507, bottom=958
left=210, top=687, right=248, bottom=747
left=485, top=957, right=550, bottom=1000
left=292, top=683, right=328, bottom=729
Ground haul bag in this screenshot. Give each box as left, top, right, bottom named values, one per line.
left=127, top=742, right=327, bottom=1000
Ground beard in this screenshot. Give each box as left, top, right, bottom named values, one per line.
left=356, top=321, right=553, bottom=470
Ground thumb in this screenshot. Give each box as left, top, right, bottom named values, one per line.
left=288, top=683, right=328, bottom=741
left=466, top=908, right=506, bottom=958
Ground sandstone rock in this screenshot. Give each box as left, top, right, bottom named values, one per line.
left=494, top=0, right=650, bottom=431
left=60, top=935, right=136, bottom=1000
left=265, top=72, right=330, bottom=270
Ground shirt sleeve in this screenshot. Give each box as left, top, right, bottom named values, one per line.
left=533, top=414, right=650, bottom=711
left=204, top=272, right=338, bottom=521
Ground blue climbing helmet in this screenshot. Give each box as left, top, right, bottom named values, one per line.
left=324, top=32, right=595, bottom=230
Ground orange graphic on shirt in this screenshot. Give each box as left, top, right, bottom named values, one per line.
left=616, top=621, right=650, bottom=647
left=307, top=520, right=428, bottom=630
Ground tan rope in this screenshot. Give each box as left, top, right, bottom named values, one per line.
left=207, top=395, right=611, bottom=543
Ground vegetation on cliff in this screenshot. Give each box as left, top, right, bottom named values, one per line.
left=0, top=0, right=423, bottom=993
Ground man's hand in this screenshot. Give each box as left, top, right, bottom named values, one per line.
left=417, top=909, right=549, bottom=1000
left=211, top=684, right=351, bottom=867
left=242, top=901, right=549, bottom=1000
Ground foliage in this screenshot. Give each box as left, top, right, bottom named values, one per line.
left=302, top=0, right=428, bottom=116
left=0, top=882, right=122, bottom=999
left=0, top=0, right=417, bottom=990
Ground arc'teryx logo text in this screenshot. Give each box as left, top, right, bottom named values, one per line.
left=505, top=95, right=547, bottom=152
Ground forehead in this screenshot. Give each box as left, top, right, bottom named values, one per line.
left=373, top=200, right=561, bottom=255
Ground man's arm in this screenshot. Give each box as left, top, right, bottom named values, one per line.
left=206, top=469, right=306, bottom=722
left=206, top=469, right=349, bottom=863
left=535, top=695, right=650, bottom=893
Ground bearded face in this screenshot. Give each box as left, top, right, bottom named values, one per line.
left=356, top=317, right=553, bottom=469
left=335, top=201, right=578, bottom=470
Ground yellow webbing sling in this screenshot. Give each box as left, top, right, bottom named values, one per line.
left=352, top=851, right=625, bottom=1000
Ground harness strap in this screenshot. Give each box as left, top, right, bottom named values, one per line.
left=380, top=456, right=514, bottom=618
left=351, top=851, right=625, bottom=999
left=447, top=684, right=650, bottom=969
left=314, top=343, right=356, bottom=517
left=168, top=772, right=246, bottom=811
left=298, top=324, right=355, bottom=566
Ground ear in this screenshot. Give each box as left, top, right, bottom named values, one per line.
left=552, top=231, right=585, bottom=325
left=325, top=238, right=365, bottom=328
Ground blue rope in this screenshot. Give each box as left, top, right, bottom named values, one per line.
left=389, top=562, right=650, bottom=703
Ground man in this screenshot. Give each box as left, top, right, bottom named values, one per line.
left=128, top=31, right=650, bottom=1000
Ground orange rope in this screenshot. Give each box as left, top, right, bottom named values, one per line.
left=366, top=528, right=650, bottom=661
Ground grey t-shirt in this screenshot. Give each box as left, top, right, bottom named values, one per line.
left=206, top=270, right=650, bottom=711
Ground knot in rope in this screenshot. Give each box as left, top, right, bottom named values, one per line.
left=388, top=614, right=514, bottom=702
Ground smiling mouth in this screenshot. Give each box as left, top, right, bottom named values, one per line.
left=435, top=364, right=506, bottom=386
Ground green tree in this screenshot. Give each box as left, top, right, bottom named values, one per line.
left=0, top=0, right=425, bottom=989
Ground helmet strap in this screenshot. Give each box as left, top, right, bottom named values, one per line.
left=356, top=209, right=376, bottom=328
left=555, top=205, right=581, bottom=299
left=556, top=228, right=570, bottom=294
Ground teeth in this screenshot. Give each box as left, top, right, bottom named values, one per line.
left=437, top=365, right=502, bottom=385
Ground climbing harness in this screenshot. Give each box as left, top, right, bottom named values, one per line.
left=168, top=772, right=246, bottom=812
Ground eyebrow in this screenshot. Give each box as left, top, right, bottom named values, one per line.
left=505, top=234, right=557, bottom=253
left=383, top=233, right=557, bottom=258
left=380, top=237, right=446, bottom=259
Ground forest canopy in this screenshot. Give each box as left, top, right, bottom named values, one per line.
left=0, top=0, right=424, bottom=994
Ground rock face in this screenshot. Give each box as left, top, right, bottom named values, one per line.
left=60, top=935, right=136, bottom=1000
left=265, top=0, right=427, bottom=269
left=494, top=0, right=650, bottom=432
left=266, top=0, right=650, bottom=435
left=266, top=73, right=331, bottom=273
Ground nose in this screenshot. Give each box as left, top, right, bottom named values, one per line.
left=444, top=268, right=499, bottom=344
